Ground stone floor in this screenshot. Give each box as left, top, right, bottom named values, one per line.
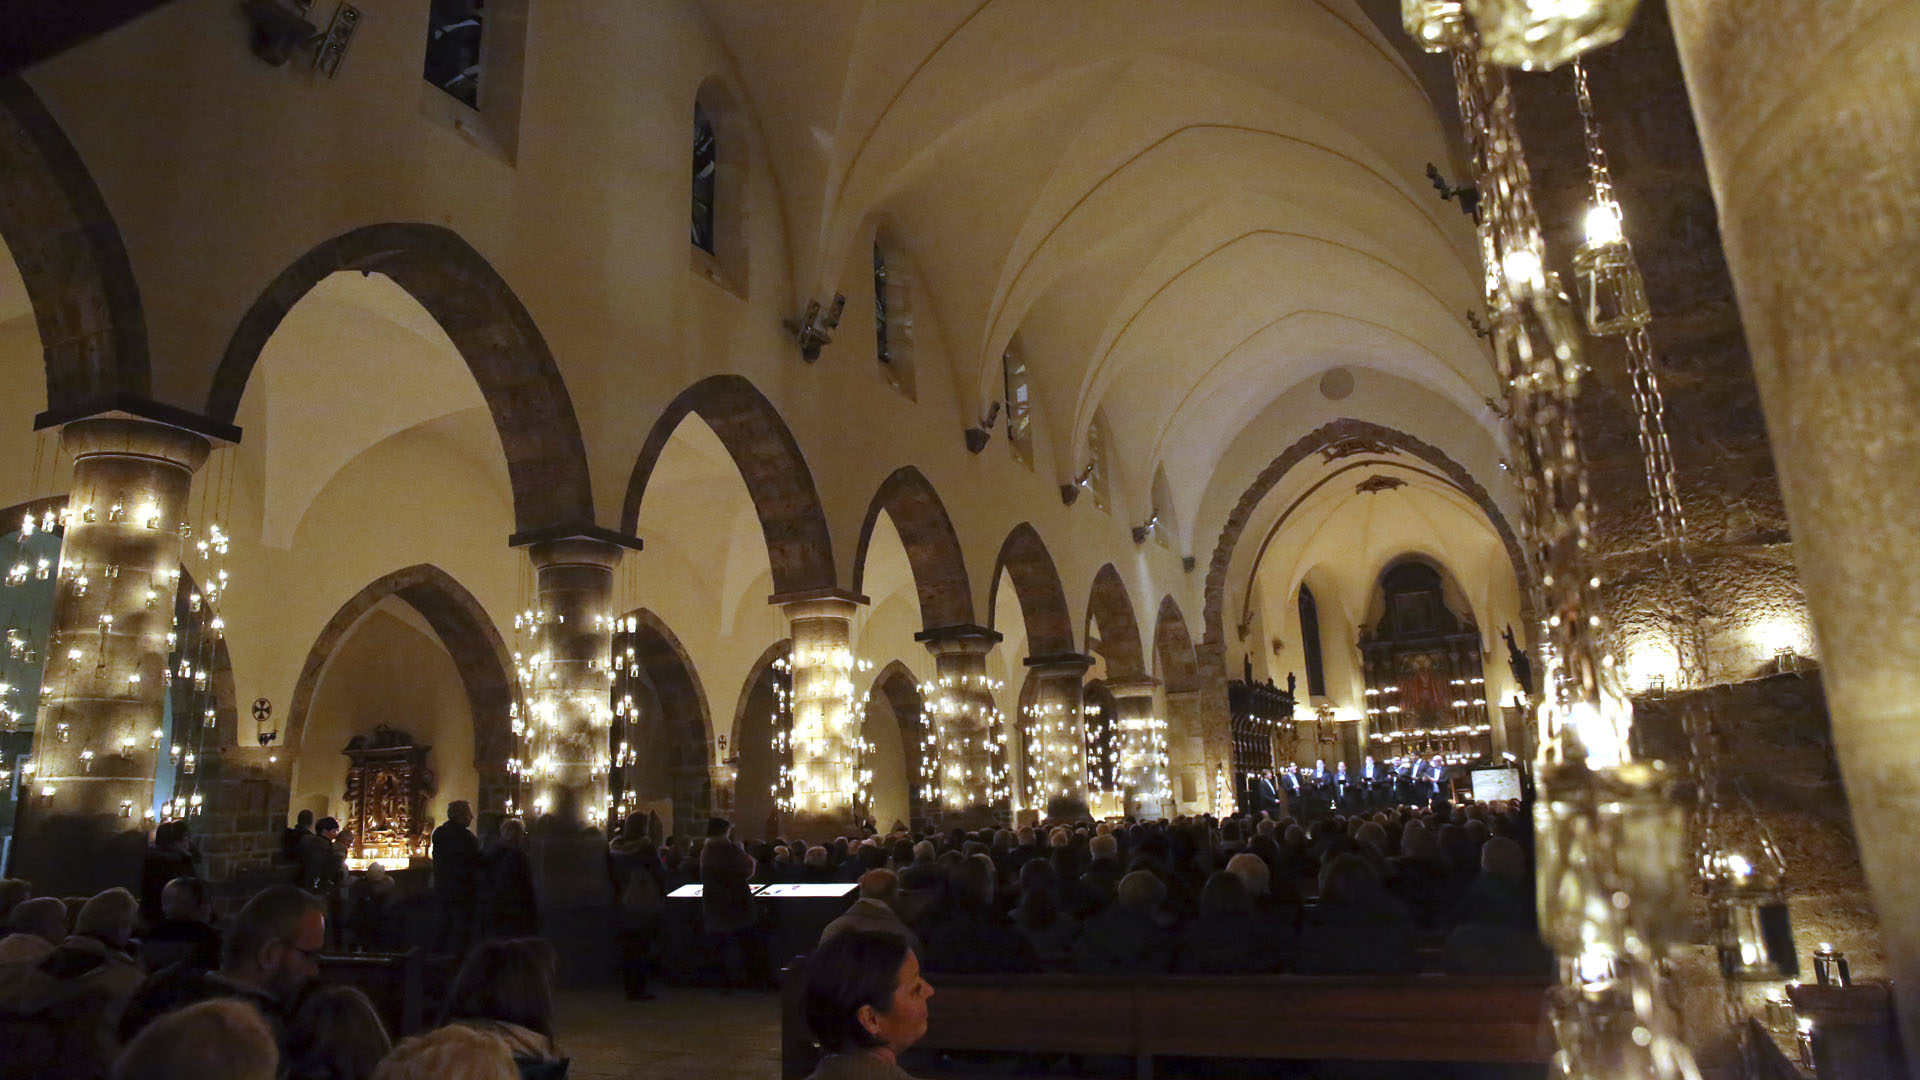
left=555, top=986, right=783, bottom=1079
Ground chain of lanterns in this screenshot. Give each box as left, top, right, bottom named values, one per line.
left=1020, top=699, right=1089, bottom=807
left=916, top=672, right=1010, bottom=815
left=1117, top=704, right=1172, bottom=811
left=1399, top=2, right=1705, bottom=1078
left=768, top=647, right=877, bottom=818
left=1, top=442, right=240, bottom=826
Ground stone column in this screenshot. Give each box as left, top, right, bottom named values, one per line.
left=1108, top=678, right=1169, bottom=820
left=1192, top=640, right=1238, bottom=815
left=523, top=538, right=623, bottom=827
left=915, top=624, right=1004, bottom=828
left=707, top=763, right=736, bottom=821
left=781, top=594, right=863, bottom=840
left=17, top=416, right=209, bottom=894
left=1024, top=652, right=1093, bottom=821
left=1165, top=688, right=1203, bottom=814
left=1665, top=0, right=1920, bottom=1053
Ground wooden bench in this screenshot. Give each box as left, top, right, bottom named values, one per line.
left=319, top=949, right=458, bottom=1037
left=781, top=962, right=1553, bottom=1079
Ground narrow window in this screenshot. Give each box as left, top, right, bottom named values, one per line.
left=692, top=103, right=717, bottom=255
left=1300, top=585, right=1326, bottom=697
left=874, top=243, right=892, bottom=366
left=1003, top=342, right=1033, bottom=467
left=1086, top=414, right=1111, bottom=512
left=423, top=0, right=484, bottom=108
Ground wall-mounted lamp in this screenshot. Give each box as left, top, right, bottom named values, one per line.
left=1425, top=163, right=1480, bottom=221
left=1131, top=511, right=1160, bottom=544
left=784, top=294, right=846, bottom=362
left=241, top=0, right=360, bottom=75
left=964, top=401, right=1002, bottom=454
left=1059, top=461, right=1097, bottom=506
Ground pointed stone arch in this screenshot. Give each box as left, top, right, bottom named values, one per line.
left=729, top=638, right=792, bottom=840
left=284, top=564, right=517, bottom=810
left=1202, top=418, right=1530, bottom=650
left=988, top=522, right=1075, bottom=658
left=852, top=466, right=973, bottom=630
left=617, top=608, right=714, bottom=838
left=0, top=79, right=149, bottom=410
left=206, top=223, right=596, bottom=537
left=1153, top=595, right=1200, bottom=695
left=865, top=660, right=925, bottom=830
left=624, top=375, right=836, bottom=597
left=1086, top=563, right=1146, bottom=680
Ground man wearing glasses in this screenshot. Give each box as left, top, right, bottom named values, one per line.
left=120, top=885, right=327, bottom=1048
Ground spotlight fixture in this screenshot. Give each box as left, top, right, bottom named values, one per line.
left=1130, top=511, right=1160, bottom=544
left=1059, top=461, right=1097, bottom=506
left=784, top=294, right=846, bottom=362
left=240, top=0, right=361, bottom=75
left=1425, top=163, right=1481, bottom=221
left=963, top=401, right=1002, bottom=454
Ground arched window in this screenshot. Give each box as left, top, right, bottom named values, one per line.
left=423, top=0, right=483, bottom=108
left=1003, top=340, right=1033, bottom=468
left=691, top=102, right=717, bottom=255
left=871, top=236, right=915, bottom=398
left=874, top=243, right=891, bottom=364
left=1299, top=584, right=1326, bottom=697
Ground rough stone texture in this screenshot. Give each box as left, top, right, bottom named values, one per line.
left=283, top=563, right=519, bottom=814
left=1086, top=563, right=1146, bottom=680
left=0, top=78, right=149, bottom=407
left=621, top=607, right=713, bottom=838
left=989, top=523, right=1075, bottom=658
left=527, top=539, right=623, bottom=822
left=1633, top=670, right=1881, bottom=973
left=1507, top=2, right=1808, bottom=684
left=622, top=374, right=837, bottom=596
left=851, top=465, right=974, bottom=629
left=207, top=222, right=596, bottom=537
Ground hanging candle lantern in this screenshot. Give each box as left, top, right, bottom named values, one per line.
left=1462, top=0, right=1641, bottom=71
left=1401, top=0, right=1470, bottom=52
left=1708, top=847, right=1797, bottom=980
left=1572, top=204, right=1650, bottom=335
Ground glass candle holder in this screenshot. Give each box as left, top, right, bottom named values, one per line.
left=1401, top=0, right=1470, bottom=52
left=1572, top=234, right=1651, bottom=336
left=1463, top=0, right=1643, bottom=71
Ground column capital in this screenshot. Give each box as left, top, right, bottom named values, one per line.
left=59, top=415, right=213, bottom=473
left=508, top=523, right=642, bottom=554
left=913, top=622, right=1002, bottom=647
left=1106, top=676, right=1162, bottom=699
left=37, top=393, right=242, bottom=445
left=520, top=535, right=631, bottom=572
left=769, top=586, right=867, bottom=610
left=776, top=589, right=865, bottom=622
left=1024, top=651, right=1095, bottom=674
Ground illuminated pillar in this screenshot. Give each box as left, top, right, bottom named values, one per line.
left=781, top=594, right=862, bottom=839
left=1665, top=0, right=1920, bottom=1053
left=523, top=537, right=623, bottom=827
left=916, top=624, right=1005, bottom=827
left=1024, top=652, right=1092, bottom=821
left=17, top=415, right=210, bottom=893
left=1108, top=678, right=1169, bottom=820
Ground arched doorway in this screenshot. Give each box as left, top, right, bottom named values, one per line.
left=285, top=565, right=516, bottom=819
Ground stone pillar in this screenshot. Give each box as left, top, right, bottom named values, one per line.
left=1108, top=678, right=1168, bottom=820
left=915, top=624, right=1004, bottom=828
left=1664, top=0, right=1920, bottom=1055
left=780, top=594, right=863, bottom=840
left=523, top=538, right=622, bottom=827
left=1192, top=640, right=1237, bottom=806
left=1165, top=688, right=1203, bottom=815
left=1024, top=652, right=1093, bottom=821
left=17, top=416, right=209, bottom=894
left=707, top=763, right=736, bottom=821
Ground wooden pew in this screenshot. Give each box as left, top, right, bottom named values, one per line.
left=781, top=962, right=1552, bottom=1079
left=318, top=949, right=460, bottom=1037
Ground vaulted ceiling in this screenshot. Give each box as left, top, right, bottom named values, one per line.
left=699, top=0, right=1498, bottom=514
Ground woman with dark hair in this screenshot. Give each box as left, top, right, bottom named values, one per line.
left=1009, top=860, right=1076, bottom=963
left=287, top=984, right=392, bottom=1080
left=437, top=938, right=568, bottom=1079
left=804, top=929, right=935, bottom=1079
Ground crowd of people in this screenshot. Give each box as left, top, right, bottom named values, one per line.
left=0, top=782, right=1541, bottom=1080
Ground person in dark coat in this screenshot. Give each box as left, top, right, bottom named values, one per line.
left=432, top=801, right=482, bottom=955
left=918, top=856, right=1035, bottom=975
left=1177, top=871, right=1291, bottom=974
left=1071, top=871, right=1173, bottom=974
left=699, top=817, right=762, bottom=989
left=139, top=877, right=222, bottom=973
left=607, top=812, right=666, bottom=1000
left=481, top=817, right=540, bottom=939
left=1297, top=854, right=1417, bottom=975
left=139, top=821, right=199, bottom=929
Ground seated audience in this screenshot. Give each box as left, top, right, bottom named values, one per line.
left=1387, top=823, right=1460, bottom=929
left=1444, top=836, right=1553, bottom=976
left=803, top=929, right=934, bottom=1080
left=373, top=1026, right=518, bottom=1080
left=0, top=879, right=28, bottom=923
left=142, top=877, right=222, bottom=973
left=121, top=884, right=325, bottom=1047
left=918, top=856, right=1035, bottom=974
left=141, top=822, right=201, bottom=929
left=40, top=888, right=147, bottom=1046
left=0, top=896, right=68, bottom=966
left=1071, top=870, right=1173, bottom=975
left=437, top=937, right=568, bottom=1080
left=821, top=870, right=923, bottom=958
left=287, top=984, right=393, bottom=1080
left=1009, top=861, right=1077, bottom=962
left=113, top=998, right=279, bottom=1080
left=1297, top=855, right=1416, bottom=975
left=1178, top=871, right=1291, bottom=974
